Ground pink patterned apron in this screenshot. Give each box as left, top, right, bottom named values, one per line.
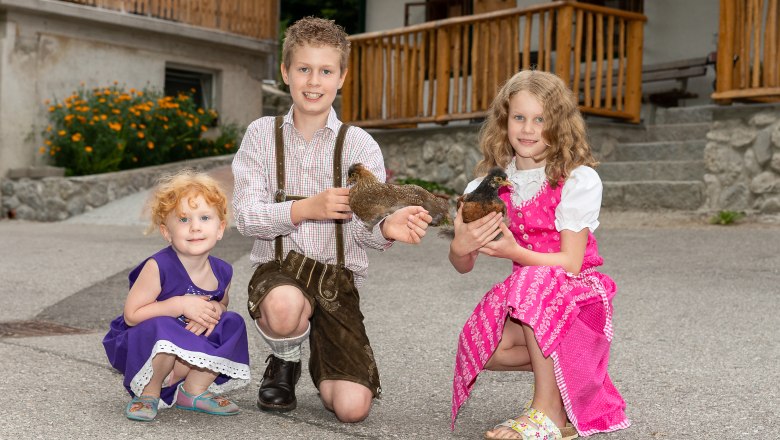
left=451, top=182, right=630, bottom=436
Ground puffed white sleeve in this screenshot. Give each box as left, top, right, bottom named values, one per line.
left=463, top=177, right=483, bottom=195
left=555, top=166, right=602, bottom=233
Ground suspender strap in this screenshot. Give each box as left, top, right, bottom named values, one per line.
left=333, top=123, right=349, bottom=269
left=273, top=115, right=350, bottom=268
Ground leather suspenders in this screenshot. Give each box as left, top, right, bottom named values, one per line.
left=273, top=115, right=349, bottom=269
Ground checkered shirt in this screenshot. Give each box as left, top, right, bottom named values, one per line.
left=232, top=107, right=392, bottom=286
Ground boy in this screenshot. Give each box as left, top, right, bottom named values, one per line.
left=232, top=17, right=433, bottom=423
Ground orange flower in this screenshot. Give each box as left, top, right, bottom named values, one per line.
left=58, top=130, right=66, bottom=136
left=100, top=114, right=108, bottom=120
left=39, top=147, right=46, bottom=154
left=147, top=141, right=154, bottom=150
left=137, top=132, right=145, bottom=139
left=108, top=122, right=122, bottom=131
left=200, top=125, right=208, bottom=132
left=85, top=146, right=93, bottom=153
left=71, top=133, right=82, bottom=142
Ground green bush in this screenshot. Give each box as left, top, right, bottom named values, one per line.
left=394, top=177, right=457, bottom=196
left=41, top=84, right=240, bottom=176
left=709, top=210, right=746, bottom=225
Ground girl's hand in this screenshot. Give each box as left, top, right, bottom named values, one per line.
left=450, top=206, right=503, bottom=257
left=381, top=206, right=432, bottom=243
left=181, top=295, right=219, bottom=329
left=479, top=222, right=519, bottom=260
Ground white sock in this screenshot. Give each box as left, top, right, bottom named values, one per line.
left=254, top=320, right=310, bottom=362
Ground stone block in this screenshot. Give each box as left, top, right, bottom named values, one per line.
left=28, top=166, right=65, bottom=178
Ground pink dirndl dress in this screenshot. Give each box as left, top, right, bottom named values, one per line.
left=451, top=182, right=630, bottom=436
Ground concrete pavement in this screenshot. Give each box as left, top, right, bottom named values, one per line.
left=1, top=166, right=779, bottom=439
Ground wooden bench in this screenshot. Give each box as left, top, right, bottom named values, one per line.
left=641, top=53, right=716, bottom=107
left=578, top=52, right=716, bottom=108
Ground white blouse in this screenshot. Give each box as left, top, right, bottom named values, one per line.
left=463, top=163, right=602, bottom=233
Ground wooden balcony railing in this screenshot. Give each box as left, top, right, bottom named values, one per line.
left=59, top=0, right=277, bottom=40
left=713, top=0, right=780, bottom=102
left=342, top=1, right=646, bottom=127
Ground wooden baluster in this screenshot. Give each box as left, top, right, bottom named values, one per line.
left=764, top=0, right=778, bottom=87
left=452, top=25, right=462, bottom=114
left=751, top=0, right=763, bottom=88
left=595, top=13, right=604, bottom=109
left=584, top=12, right=593, bottom=107
left=625, top=18, right=644, bottom=123
left=617, top=18, right=625, bottom=111
left=538, top=11, right=546, bottom=70
left=555, top=5, right=573, bottom=87
left=435, top=26, right=451, bottom=122
left=490, top=19, right=499, bottom=97
left=523, top=13, right=532, bottom=69
left=573, top=8, right=584, bottom=101
left=605, top=15, right=614, bottom=111
left=716, top=0, right=735, bottom=99
left=544, top=10, right=552, bottom=73
left=470, top=22, right=480, bottom=112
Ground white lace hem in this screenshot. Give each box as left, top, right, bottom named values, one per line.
left=129, top=339, right=251, bottom=408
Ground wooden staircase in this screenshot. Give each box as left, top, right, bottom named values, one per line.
left=599, top=106, right=713, bottom=210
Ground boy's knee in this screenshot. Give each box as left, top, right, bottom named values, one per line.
left=333, top=398, right=371, bottom=423
left=330, top=386, right=372, bottom=423
left=260, top=286, right=310, bottom=333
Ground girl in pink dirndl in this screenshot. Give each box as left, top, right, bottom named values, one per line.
left=449, top=70, right=629, bottom=439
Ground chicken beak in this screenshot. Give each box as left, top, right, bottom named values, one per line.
left=499, top=178, right=512, bottom=187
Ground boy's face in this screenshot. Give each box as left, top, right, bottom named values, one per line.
left=282, top=43, right=347, bottom=123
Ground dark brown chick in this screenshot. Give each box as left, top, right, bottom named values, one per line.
left=347, top=163, right=451, bottom=229
left=457, top=167, right=512, bottom=223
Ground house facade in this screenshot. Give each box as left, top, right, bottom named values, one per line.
left=364, top=0, right=720, bottom=110
left=0, top=0, right=277, bottom=181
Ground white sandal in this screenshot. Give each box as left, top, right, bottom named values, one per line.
left=484, top=407, right=578, bottom=440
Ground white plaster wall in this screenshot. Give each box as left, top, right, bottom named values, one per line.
left=0, top=1, right=274, bottom=179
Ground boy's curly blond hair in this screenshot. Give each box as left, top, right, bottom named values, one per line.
left=476, top=70, right=597, bottom=188
left=282, top=16, right=351, bottom=73
left=147, top=169, right=227, bottom=233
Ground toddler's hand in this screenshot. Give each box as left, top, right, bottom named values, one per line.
left=181, top=295, right=219, bottom=329
left=185, top=320, right=215, bottom=337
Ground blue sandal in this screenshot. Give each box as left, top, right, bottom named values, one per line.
left=125, top=395, right=159, bottom=422
left=175, top=383, right=239, bottom=416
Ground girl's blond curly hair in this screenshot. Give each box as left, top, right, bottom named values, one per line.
left=475, top=70, right=597, bottom=187
left=147, top=169, right=227, bottom=233
left=282, top=16, right=351, bottom=73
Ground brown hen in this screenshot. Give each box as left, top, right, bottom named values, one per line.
left=347, top=163, right=451, bottom=229
left=457, top=167, right=512, bottom=223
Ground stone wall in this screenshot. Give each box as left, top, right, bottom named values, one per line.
left=704, top=104, right=780, bottom=213
left=1, top=155, right=233, bottom=222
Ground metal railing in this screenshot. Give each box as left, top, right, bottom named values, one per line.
left=60, top=0, right=277, bottom=40
left=342, top=1, right=646, bottom=127
left=713, top=0, right=780, bottom=102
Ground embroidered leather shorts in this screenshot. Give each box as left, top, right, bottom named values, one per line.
left=247, top=250, right=381, bottom=397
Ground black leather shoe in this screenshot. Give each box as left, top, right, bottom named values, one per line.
left=257, top=354, right=301, bottom=412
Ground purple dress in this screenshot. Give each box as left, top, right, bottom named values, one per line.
left=103, top=246, right=250, bottom=407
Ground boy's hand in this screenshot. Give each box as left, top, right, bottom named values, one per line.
left=292, top=187, right=352, bottom=223
left=450, top=206, right=503, bottom=257
left=380, top=206, right=432, bottom=244
left=181, top=295, right=219, bottom=329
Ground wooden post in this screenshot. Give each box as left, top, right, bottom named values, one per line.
left=555, top=5, right=573, bottom=85
left=624, top=19, right=644, bottom=123
left=435, top=26, right=451, bottom=122
left=715, top=0, right=735, bottom=101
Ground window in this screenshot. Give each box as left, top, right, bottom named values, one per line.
left=164, top=66, right=215, bottom=111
